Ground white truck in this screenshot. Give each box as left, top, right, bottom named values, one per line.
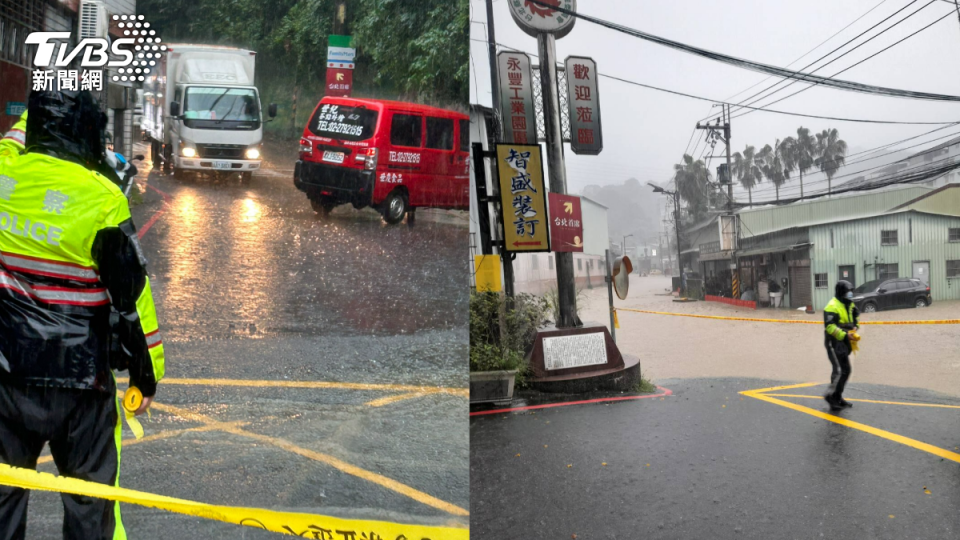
left=142, top=44, right=277, bottom=181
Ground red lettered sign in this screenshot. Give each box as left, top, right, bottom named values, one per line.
left=548, top=193, right=584, bottom=253
left=325, top=68, right=353, bottom=96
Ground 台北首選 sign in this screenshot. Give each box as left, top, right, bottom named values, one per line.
left=548, top=193, right=583, bottom=253
left=509, top=0, right=577, bottom=39
left=498, top=51, right=538, bottom=145
left=497, top=144, right=550, bottom=252
left=565, top=56, right=602, bottom=155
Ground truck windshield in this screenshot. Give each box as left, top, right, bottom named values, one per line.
left=308, top=104, right=378, bottom=142
left=184, top=87, right=259, bottom=122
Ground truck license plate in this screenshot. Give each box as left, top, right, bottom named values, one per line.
left=322, top=151, right=345, bottom=164
left=213, top=161, right=232, bottom=170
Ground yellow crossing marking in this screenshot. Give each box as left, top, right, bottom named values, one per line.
left=763, top=393, right=960, bottom=410
left=742, top=383, right=960, bottom=465
left=117, top=376, right=469, bottom=397
left=365, top=392, right=432, bottom=407
left=150, top=400, right=469, bottom=516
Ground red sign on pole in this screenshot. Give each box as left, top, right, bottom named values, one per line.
left=325, top=68, right=353, bottom=96
left=548, top=193, right=584, bottom=253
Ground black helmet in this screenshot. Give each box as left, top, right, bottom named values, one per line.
left=25, top=90, right=107, bottom=169
left=835, top=280, right=854, bottom=300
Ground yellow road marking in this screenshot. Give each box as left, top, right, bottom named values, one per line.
left=151, top=400, right=469, bottom=516
left=763, top=393, right=960, bottom=410
left=117, top=377, right=468, bottom=398
left=741, top=387, right=960, bottom=465
left=36, top=422, right=249, bottom=466
left=740, top=382, right=822, bottom=394
left=364, top=393, right=431, bottom=408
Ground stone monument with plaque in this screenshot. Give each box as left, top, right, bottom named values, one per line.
left=527, top=323, right=641, bottom=393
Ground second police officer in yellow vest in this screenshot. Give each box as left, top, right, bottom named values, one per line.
left=823, top=280, right=859, bottom=411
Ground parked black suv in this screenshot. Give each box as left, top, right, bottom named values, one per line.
left=851, top=278, right=932, bottom=313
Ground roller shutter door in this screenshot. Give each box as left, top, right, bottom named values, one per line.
left=789, top=266, right=812, bottom=308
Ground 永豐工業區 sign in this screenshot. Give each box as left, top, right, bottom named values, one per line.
left=548, top=193, right=583, bottom=253
left=497, top=144, right=549, bottom=252
left=497, top=51, right=537, bottom=146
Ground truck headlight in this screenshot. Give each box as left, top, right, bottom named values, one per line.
left=181, top=147, right=197, bottom=158
left=245, top=148, right=261, bottom=160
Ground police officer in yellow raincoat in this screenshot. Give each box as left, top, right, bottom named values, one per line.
left=0, top=90, right=165, bottom=540
left=823, top=280, right=859, bottom=410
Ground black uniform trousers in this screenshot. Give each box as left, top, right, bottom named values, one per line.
left=825, top=340, right=853, bottom=400
left=0, top=380, right=123, bottom=540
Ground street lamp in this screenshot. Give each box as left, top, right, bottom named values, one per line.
left=622, top=234, right=633, bottom=259
left=649, top=182, right=683, bottom=288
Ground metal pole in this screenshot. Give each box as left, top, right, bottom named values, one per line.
left=606, top=249, right=616, bottom=343
left=674, top=191, right=682, bottom=293
left=485, top=0, right=501, bottom=138
left=724, top=105, right=733, bottom=214
left=538, top=32, right=580, bottom=328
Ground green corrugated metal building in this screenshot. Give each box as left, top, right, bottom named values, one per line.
left=690, top=184, right=960, bottom=309
left=809, top=186, right=960, bottom=308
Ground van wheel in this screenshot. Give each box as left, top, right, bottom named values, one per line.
left=862, top=302, right=877, bottom=313
left=311, top=197, right=336, bottom=218
left=382, top=191, right=408, bottom=225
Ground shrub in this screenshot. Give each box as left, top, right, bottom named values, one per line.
left=469, top=292, right=550, bottom=380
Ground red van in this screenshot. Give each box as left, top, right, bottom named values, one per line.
left=294, top=97, right=470, bottom=224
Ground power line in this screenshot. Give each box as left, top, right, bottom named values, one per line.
left=711, top=0, right=939, bottom=123
left=733, top=8, right=956, bottom=121
left=747, top=141, right=960, bottom=197
left=470, top=38, right=960, bottom=125
left=711, top=0, right=892, bottom=112
left=523, top=0, right=960, bottom=102
left=744, top=156, right=960, bottom=206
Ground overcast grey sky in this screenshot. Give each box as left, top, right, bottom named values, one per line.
left=469, top=0, right=960, bottom=204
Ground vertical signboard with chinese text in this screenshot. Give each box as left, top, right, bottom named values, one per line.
left=326, top=35, right=355, bottom=96
left=548, top=193, right=584, bottom=253
left=565, top=56, right=602, bottom=155
left=497, top=144, right=550, bottom=252
left=497, top=51, right=538, bottom=145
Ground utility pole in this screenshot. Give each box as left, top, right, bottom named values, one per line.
left=538, top=32, right=580, bottom=327
left=483, top=0, right=515, bottom=296
left=332, top=1, right=346, bottom=34
left=485, top=0, right=501, bottom=138
left=696, top=104, right=733, bottom=213
left=673, top=190, right=682, bottom=288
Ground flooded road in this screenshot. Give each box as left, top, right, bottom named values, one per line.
left=24, top=140, right=469, bottom=538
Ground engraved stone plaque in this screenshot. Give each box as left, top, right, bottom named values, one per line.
left=542, top=332, right=607, bottom=371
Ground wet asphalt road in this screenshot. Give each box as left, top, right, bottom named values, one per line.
left=470, top=378, right=960, bottom=539
left=23, top=141, right=469, bottom=538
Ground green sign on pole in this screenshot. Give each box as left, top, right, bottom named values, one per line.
left=328, top=35, right=354, bottom=48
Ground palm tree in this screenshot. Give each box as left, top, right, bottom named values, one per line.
left=672, top=154, right=712, bottom=222
left=815, top=128, right=848, bottom=195
left=758, top=139, right=793, bottom=202
left=731, top=145, right=763, bottom=207
left=783, top=127, right=816, bottom=199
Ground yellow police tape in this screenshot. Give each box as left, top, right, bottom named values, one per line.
left=0, top=463, right=468, bottom=539
left=614, top=307, right=960, bottom=325
left=121, top=387, right=144, bottom=440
